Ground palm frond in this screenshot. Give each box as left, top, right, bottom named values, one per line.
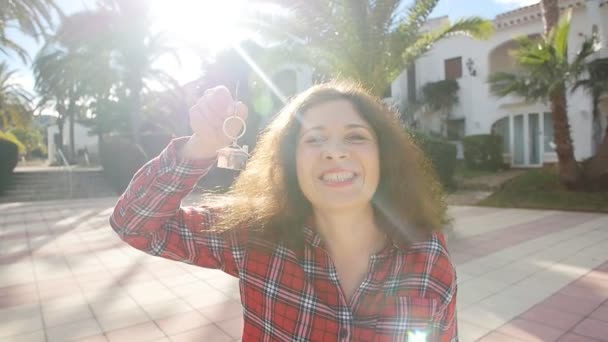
left=0, top=33, right=30, bottom=63
left=393, top=0, right=440, bottom=33
left=570, top=34, right=601, bottom=75
left=572, top=57, right=608, bottom=95
left=372, top=0, right=401, bottom=32
left=513, top=37, right=550, bottom=67
left=550, top=9, right=572, bottom=64
left=488, top=72, right=526, bottom=97
left=0, top=0, right=62, bottom=61
left=447, top=17, right=495, bottom=40
left=400, top=17, right=493, bottom=68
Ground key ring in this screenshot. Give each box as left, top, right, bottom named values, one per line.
left=216, top=81, right=249, bottom=171
left=222, top=81, right=247, bottom=143
left=222, top=114, right=247, bottom=144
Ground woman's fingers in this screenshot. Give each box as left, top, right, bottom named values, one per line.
left=204, top=86, right=233, bottom=118
left=235, top=101, right=248, bottom=121
left=188, top=85, right=250, bottom=148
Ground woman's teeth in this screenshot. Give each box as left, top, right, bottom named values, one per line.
left=321, top=172, right=355, bottom=182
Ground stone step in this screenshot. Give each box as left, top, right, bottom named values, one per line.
left=4, top=180, right=110, bottom=189
left=0, top=169, right=117, bottom=203
left=1, top=186, right=115, bottom=195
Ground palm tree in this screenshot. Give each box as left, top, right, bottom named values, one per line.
left=88, top=0, right=180, bottom=145
left=0, top=0, right=62, bottom=62
left=33, top=11, right=116, bottom=162
left=540, top=0, right=559, bottom=36
left=35, top=1, right=178, bottom=153
left=488, top=11, right=598, bottom=189
left=574, top=58, right=608, bottom=150
left=574, top=57, right=608, bottom=186
left=248, top=0, right=493, bottom=95
left=33, top=47, right=84, bottom=162
left=0, top=62, right=32, bottom=130
left=421, top=79, right=460, bottom=137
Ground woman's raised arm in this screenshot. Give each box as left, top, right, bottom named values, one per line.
left=109, top=86, right=249, bottom=277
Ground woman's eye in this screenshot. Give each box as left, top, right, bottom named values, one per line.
left=305, top=136, right=325, bottom=144
left=346, top=134, right=367, bottom=142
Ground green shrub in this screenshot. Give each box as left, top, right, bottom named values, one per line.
left=463, top=134, right=503, bottom=171
left=411, top=131, right=458, bottom=188
left=139, top=133, right=174, bottom=159
left=0, top=135, right=19, bottom=192
left=30, top=145, right=48, bottom=159
left=8, top=127, right=44, bottom=157
left=0, top=131, right=25, bottom=155
left=100, top=137, right=148, bottom=194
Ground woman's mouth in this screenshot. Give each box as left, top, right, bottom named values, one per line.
left=319, top=171, right=357, bottom=187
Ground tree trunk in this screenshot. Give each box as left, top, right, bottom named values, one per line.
left=591, top=93, right=602, bottom=150
left=127, top=76, right=142, bottom=146
left=56, top=115, right=65, bottom=163
left=550, top=88, right=583, bottom=188
left=130, top=97, right=141, bottom=145
left=583, top=117, right=608, bottom=188
left=68, top=98, right=76, bottom=164
left=57, top=117, right=64, bottom=148
left=540, top=0, right=560, bottom=36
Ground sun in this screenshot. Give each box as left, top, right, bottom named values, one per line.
left=150, top=0, right=249, bottom=53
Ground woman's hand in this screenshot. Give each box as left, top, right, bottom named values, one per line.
left=182, top=85, right=249, bottom=160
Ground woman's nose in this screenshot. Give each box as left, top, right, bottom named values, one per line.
left=321, top=142, right=349, bottom=160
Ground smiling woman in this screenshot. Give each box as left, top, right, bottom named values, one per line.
left=109, top=81, right=457, bottom=341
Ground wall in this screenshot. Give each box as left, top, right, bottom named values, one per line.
left=47, top=122, right=98, bottom=164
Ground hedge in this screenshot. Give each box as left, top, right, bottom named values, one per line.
left=463, top=134, right=503, bottom=171
left=100, top=133, right=173, bottom=193
left=0, top=131, right=25, bottom=154
left=0, top=134, right=19, bottom=193
left=411, top=132, right=458, bottom=188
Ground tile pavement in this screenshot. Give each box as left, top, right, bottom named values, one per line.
left=0, top=199, right=607, bottom=341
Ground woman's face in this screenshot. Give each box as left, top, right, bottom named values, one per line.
left=296, top=99, right=380, bottom=212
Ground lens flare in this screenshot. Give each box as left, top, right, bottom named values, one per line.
left=407, top=330, right=428, bottom=342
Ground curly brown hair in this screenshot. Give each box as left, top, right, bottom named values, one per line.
left=205, top=80, right=447, bottom=248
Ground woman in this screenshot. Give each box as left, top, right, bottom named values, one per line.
left=110, top=81, right=457, bottom=341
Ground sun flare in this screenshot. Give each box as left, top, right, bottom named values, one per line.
left=150, top=0, right=248, bottom=52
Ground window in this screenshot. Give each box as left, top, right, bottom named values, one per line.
left=444, top=57, right=462, bottom=80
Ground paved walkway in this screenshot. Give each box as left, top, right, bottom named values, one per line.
left=1, top=198, right=607, bottom=342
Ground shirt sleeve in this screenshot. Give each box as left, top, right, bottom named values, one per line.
left=429, top=232, right=458, bottom=342
left=109, top=136, right=248, bottom=277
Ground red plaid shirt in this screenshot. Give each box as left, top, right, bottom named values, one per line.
left=110, top=137, right=458, bottom=342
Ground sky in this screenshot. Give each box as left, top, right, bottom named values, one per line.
left=2, top=0, right=540, bottom=97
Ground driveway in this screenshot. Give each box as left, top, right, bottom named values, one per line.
left=1, top=198, right=607, bottom=341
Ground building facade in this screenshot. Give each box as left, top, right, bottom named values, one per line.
left=390, top=0, right=608, bottom=167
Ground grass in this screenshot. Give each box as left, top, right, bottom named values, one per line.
left=479, top=168, right=608, bottom=212
left=454, top=161, right=500, bottom=179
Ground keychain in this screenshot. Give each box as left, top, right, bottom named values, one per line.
left=216, top=82, right=249, bottom=170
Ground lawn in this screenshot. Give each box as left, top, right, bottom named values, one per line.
left=479, top=168, right=608, bottom=212
left=454, top=161, right=498, bottom=179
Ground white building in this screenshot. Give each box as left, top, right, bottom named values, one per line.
left=47, top=122, right=98, bottom=165
left=391, top=0, right=608, bottom=167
